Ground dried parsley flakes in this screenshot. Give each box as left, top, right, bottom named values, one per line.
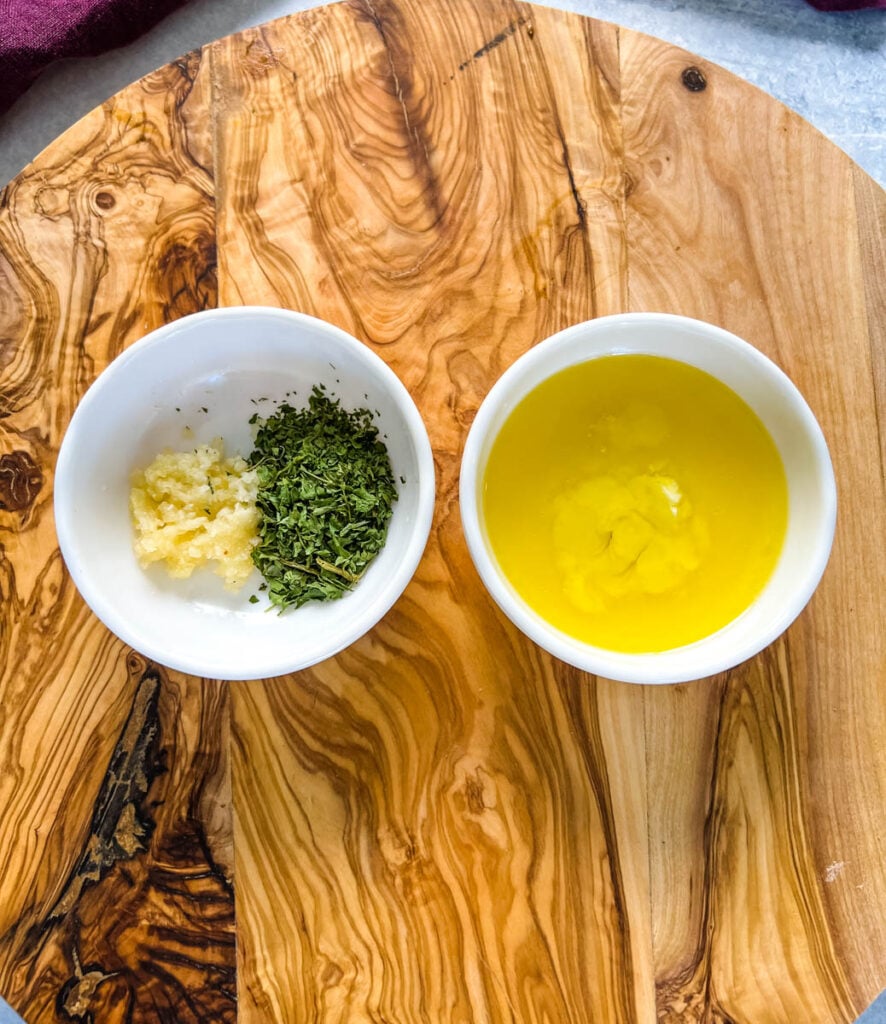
left=248, top=387, right=397, bottom=612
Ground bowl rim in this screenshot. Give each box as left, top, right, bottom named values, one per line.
left=54, top=305, right=436, bottom=680
left=459, top=311, right=838, bottom=685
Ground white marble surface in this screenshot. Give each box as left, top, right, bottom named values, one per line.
left=0, top=0, right=883, bottom=187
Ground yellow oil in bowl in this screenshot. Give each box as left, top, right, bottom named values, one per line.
left=482, top=354, right=788, bottom=653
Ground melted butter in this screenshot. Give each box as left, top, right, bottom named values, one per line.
left=554, top=471, right=708, bottom=611
left=482, top=354, right=788, bottom=653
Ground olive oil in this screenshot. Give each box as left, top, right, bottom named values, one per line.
left=482, top=355, right=788, bottom=652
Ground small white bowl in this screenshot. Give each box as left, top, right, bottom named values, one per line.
left=55, top=306, right=435, bottom=680
left=459, top=312, right=837, bottom=685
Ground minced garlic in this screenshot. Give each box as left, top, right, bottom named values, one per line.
left=130, top=443, right=259, bottom=590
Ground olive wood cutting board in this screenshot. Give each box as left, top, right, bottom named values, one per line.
left=0, top=1, right=884, bottom=1021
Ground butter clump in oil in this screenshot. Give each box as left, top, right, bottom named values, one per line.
left=130, top=443, right=259, bottom=590
left=553, top=471, right=708, bottom=613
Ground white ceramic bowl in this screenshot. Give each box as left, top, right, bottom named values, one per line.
left=55, top=306, right=435, bottom=680
left=460, top=312, right=836, bottom=684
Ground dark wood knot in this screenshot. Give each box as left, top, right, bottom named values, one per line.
left=95, top=191, right=116, bottom=210
left=682, top=66, right=707, bottom=92
left=0, top=450, right=43, bottom=512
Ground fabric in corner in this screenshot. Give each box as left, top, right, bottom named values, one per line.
left=0, top=0, right=190, bottom=115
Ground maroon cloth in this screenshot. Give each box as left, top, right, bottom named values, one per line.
left=0, top=0, right=882, bottom=117
left=0, top=0, right=190, bottom=115
left=806, top=0, right=886, bottom=7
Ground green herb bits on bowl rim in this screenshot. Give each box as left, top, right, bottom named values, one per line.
left=54, top=307, right=435, bottom=680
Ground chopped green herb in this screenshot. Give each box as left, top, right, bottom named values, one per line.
left=248, top=387, right=397, bottom=612
left=248, top=594, right=259, bottom=604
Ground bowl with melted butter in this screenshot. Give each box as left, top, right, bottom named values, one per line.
left=459, top=313, right=836, bottom=684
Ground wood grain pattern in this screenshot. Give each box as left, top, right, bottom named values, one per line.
left=0, top=1, right=883, bottom=1021
left=617, top=32, right=886, bottom=1019
left=0, top=47, right=233, bottom=1023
